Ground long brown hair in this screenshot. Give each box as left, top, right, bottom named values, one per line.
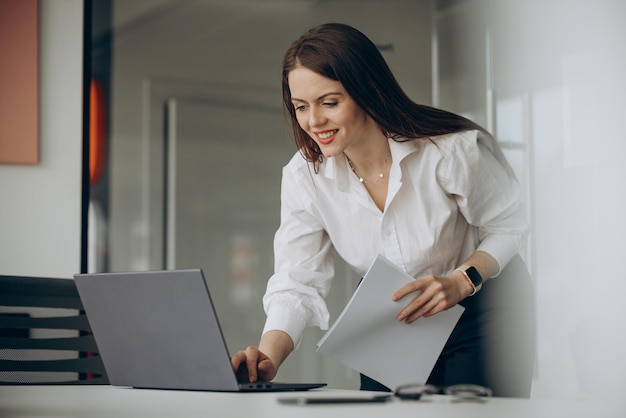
left=282, top=23, right=489, bottom=169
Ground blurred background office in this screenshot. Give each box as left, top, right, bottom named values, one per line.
left=2, top=0, right=625, bottom=401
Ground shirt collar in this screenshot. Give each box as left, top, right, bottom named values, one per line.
left=322, top=138, right=421, bottom=192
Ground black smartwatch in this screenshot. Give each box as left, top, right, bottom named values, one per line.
left=455, top=265, right=483, bottom=296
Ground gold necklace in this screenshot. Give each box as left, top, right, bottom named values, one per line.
left=345, top=155, right=385, bottom=184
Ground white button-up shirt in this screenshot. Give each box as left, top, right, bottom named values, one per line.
left=262, top=130, right=528, bottom=347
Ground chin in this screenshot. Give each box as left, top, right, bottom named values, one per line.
left=319, top=146, right=344, bottom=159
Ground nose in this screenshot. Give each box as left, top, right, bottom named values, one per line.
left=308, top=106, right=325, bottom=128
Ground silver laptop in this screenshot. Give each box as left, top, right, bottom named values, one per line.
left=74, top=269, right=325, bottom=392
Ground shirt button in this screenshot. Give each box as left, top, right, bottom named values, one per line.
left=384, top=230, right=392, bottom=237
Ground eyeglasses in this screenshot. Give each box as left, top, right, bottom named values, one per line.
left=394, top=383, right=493, bottom=402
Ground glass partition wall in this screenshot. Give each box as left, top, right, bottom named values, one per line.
left=90, top=0, right=433, bottom=389
left=433, top=0, right=533, bottom=273
left=90, top=0, right=626, bottom=397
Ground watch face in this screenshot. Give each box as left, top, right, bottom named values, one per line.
left=465, top=266, right=483, bottom=286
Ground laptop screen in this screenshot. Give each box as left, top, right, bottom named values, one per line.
left=75, top=269, right=241, bottom=391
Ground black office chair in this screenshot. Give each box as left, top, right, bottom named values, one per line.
left=0, top=275, right=108, bottom=384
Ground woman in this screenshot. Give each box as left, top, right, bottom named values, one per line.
left=231, top=23, right=535, bottom=398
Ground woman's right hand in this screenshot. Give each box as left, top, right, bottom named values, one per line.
left=231, top=346, right=278, bottom=383
left=232, top=330, right=294, bottom=383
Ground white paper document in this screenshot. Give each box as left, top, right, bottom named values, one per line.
left=316, top=254, right=464, bottom=389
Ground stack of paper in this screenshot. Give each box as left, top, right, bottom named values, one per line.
left=316, top=254, right=464, bottom=389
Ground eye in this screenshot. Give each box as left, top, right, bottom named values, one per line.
left=293, top=103, right=307, bottom=112
left=322, top=101, right=338, bottom=108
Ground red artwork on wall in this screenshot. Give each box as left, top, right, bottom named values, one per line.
left=0, top=0, right=38, bottom=165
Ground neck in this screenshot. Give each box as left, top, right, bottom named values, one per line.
left=344, top=147, right=391, bottom=185
left=344, top=131, right=390, bottom=165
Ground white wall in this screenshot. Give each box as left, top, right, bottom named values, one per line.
left=489, top=0, right=626, bottom=401
left=0, top=0, right=84, bottom=278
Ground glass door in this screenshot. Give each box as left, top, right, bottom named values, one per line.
left=163, top=95, right=360, bottom=386
left=164, top=97, right=289, bottom=352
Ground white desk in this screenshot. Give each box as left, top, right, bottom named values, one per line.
left=0, top=386, right=624, bottom=418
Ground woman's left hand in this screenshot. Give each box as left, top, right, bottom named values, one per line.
left=392, top=270, right=472, bottom=323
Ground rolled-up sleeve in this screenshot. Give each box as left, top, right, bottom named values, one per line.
left=262, top=164, right=334, bottom=348
left=438, top=131, right=528, bottom=276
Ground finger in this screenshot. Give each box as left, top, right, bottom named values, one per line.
left=244, top=346, right=260, bottom=382
left=423, top=300, right=447, bottom=318
left=396, top=296, right=427, bottom=321
left=396, top=287, right=438, bottom=322
left=231, top=350, right=245, bottom=371
left=257, top=357, right=273, bottom=380
left=392, top=279, right=426, bottom=301
left=232, top=351, right=252, bottom=382
left=235, top=362, right=250, bottom=383
left=405, top=297, right=442, bottom=323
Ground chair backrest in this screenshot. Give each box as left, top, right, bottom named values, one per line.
left=0, top=275, right=108, bottom=385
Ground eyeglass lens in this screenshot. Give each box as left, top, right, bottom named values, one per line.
left=395, top=383, right=492, bottom=400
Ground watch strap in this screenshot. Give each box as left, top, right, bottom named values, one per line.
left=455, top=265, right=483, bottom=296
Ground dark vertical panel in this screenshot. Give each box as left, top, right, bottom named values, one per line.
left=81, top=0, right=93, bottom=273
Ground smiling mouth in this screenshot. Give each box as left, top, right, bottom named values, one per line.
left=316, top=130, right=338, bottom=144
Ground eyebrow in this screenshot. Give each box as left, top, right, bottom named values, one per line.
left=291, top=92, right=344, bottom=103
